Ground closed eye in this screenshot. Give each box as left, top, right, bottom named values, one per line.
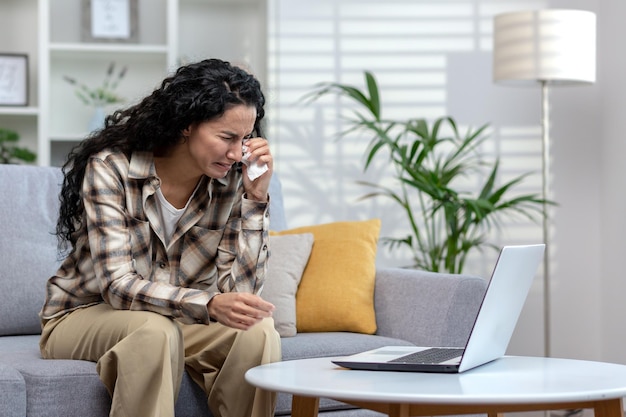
left=219, top=131, right=253, bottom=141
left=219, top=131, right=240, bottom=141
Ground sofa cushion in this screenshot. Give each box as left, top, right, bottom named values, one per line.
left=0, top=335, right=212, bottom=417
left=0, top=363, right=25, bottom=417
left=263, top=233, right=314, bottom=337
left=373, top=268, right=486, bottom=347
left=0, top=165, right=64, bottom=336
left=272, top=219, right=381, bottom=334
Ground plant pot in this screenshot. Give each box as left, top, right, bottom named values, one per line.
left=88, top=106, right=106, bottom=132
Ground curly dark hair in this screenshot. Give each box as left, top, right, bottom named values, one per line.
left=56, top=58, right=266, bottom=252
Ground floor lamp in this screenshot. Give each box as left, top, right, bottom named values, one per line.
left=492, top=9, right=596, bottom=357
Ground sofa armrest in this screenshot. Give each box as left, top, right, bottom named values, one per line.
left=374, top=267, right=487, bottom=347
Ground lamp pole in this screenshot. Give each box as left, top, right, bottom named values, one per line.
left=540, top=80, right=551, bottom=358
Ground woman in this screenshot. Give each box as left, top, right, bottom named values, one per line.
left=39, top=59, right=281, bottom=417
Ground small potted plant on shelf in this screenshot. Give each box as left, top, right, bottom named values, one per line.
left=303, top=71, right=552, bottom=274
left=0, top=128, right=36, bottom=164
left=63, top=61, right=127, bottom=131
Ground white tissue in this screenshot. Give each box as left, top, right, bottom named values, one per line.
left=242, top=144, right=269, bottom=181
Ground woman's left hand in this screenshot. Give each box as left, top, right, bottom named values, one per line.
left=242, top=137, right=273, bottom=202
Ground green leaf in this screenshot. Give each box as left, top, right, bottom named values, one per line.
left=0, top=129, right=19, bottom=143
left=364, top=71, right=380, bottom=120
left=11, top=147, right=37, bottom=162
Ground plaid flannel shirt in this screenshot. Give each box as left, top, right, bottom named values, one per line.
left=40, top=150, right=270, bottom=325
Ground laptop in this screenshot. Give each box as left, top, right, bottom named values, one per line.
left=332, top=244, right=545, bottom=373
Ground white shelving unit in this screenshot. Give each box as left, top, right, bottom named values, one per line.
left=0, top=0, right=267, bottom=167
left=0, top=0, right=40, bottom=161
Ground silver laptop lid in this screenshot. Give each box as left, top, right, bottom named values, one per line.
left=458, top=244, right=545, bottom=372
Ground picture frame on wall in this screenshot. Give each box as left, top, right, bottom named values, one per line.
left=81, top=0, right=139, bottom=43
left=0, top=53, right=28, bottom=107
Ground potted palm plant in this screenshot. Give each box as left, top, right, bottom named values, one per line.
left=63, top=62, right=127, bottom=131
left=304, top=71, right=550, bottom=273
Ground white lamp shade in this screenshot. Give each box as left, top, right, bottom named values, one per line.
left=493, top=9, right=596, bottom=85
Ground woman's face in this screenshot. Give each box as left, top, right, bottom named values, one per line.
left=183, top=104, right=257, bottom=179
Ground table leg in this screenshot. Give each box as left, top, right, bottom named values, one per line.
left=593, top=398, right=624, bottom=417
left=388, top=403, right=410, bottom=417
left=291, top=395, right=320, bottom=417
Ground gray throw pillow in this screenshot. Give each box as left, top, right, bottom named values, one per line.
left=262, top=233, right=314, bottom=337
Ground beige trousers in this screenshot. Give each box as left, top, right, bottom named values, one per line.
left=40, top=304, right=281, bottom=417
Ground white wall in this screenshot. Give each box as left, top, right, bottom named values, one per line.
left=597, top=0, right=626, bottom=364
left=268, top=0, right=613, bottom=362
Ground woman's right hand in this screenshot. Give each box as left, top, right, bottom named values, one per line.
left=207, top=293, right=275, bottom=330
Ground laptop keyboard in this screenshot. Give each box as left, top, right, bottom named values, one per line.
left=389, top=348, right=464, bottom=364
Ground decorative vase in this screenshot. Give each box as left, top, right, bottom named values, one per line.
left=88, top=106, right=106, bottom=132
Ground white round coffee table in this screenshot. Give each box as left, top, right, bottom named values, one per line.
left=245, top=356, right=626, bottom=417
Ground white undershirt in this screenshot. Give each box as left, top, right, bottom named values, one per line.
left=155, top=187, right=194, bottom=247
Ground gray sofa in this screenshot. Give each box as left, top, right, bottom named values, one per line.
left=0, top=164, right=487, bottom=417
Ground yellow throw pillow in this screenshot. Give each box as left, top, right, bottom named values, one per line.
left=271, top=219, right=381, bottom=334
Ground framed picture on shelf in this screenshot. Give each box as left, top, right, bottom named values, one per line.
left=0, top=54, right=28, bottom=106
left=81, top=0, right=139, bottom=43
